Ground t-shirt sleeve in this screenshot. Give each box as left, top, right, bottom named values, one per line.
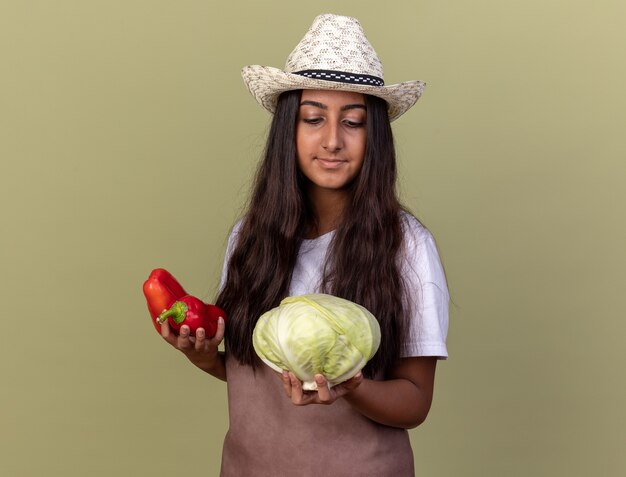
left=400, top=215, right=450, bottom=359
left=219, top=220, right=243, bottom=292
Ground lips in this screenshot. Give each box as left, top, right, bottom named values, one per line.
left=316, top=157, right=347, bottom=169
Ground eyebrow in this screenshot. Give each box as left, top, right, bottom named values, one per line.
left=300, top=100, right=366, bottom=111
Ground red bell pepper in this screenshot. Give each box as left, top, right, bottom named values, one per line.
left=143, top=268, right=188, bottom=333
left=157, top=295, right=225, bottom=337
left=142, top=268, right=226, bottom=337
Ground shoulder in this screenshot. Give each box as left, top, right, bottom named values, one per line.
left=231, top=217, right=245, bottom=235
left=399, top=210, right=436, bottom=250
left=227, top=217, right=245, bottom=243
left=398, top=210, right=448, bottom=290
left=222, top=218, right=246, bottom=263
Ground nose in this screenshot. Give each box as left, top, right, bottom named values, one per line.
left=322, top=121, right=343, bottom=153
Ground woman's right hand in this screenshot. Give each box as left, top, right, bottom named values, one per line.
left=160, top=316, right=227, bottom=381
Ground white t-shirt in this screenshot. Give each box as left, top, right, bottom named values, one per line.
left=221, top=212, right=449, bottom=358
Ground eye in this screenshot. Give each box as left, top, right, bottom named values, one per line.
left=343, top=119, right=365, bottom=128
left=302, top=117, right=323, bottom=125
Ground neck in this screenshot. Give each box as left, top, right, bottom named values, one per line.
left=305, top=186, right=349, bottom=238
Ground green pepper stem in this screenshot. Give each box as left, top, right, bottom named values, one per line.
left=157, top=301, right=188, bottom=325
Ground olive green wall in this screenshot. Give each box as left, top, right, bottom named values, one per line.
left=1, top=1, right=624, bottom=476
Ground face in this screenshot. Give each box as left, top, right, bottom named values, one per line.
left=296, top=89, right=367, bottom=194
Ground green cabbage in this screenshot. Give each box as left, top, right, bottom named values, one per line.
left=252, top=294, right=381, bottom=390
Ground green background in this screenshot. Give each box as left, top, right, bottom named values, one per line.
left=1, top=1, right=625, bottom=476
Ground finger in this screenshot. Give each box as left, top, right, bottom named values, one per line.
left=160, top=319, right=177, bottom=347
left=281, top=370, right=292, bottom=398
left=314, top=374, right=331, bottom=403
left=289, top=372, right=308, bottom=405
left=343, top=372, right=363, bottom=391
left=194, top=327, right=206, bottom=351
left=177, top=325, right=192, bottom=350
left=160, top=318, right=169, bottom=338
left=210, top=317, right=226, bottom=345
left=330, top=373, right=363, bottom=400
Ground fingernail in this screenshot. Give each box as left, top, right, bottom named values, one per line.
left=218, top=317, right=224, bottom=324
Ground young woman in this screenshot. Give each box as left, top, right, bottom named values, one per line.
left=160, top=14, right=449, bottom=476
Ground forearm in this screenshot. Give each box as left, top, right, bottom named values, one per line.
left=343, top=377, right=433, bottom=429
left=192, top=351, right=227, bottom=381
left=342, top=357, right=437, bottom=428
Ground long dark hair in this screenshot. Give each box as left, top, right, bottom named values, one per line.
left=216, top=89, right=410, bottom=379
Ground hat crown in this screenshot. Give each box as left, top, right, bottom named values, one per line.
left=284, top=14, right=384, bottom=80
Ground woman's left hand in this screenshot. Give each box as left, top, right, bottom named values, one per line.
left=281, top=371, right=363, bottom=406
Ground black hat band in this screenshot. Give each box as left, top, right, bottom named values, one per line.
left=294, top=69, right=384, bottom=87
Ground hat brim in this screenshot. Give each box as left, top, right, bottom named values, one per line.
left=242, top=65, right=425, bottom=122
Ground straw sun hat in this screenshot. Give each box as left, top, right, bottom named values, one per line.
left=241, top=13, right=425, bottom=122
